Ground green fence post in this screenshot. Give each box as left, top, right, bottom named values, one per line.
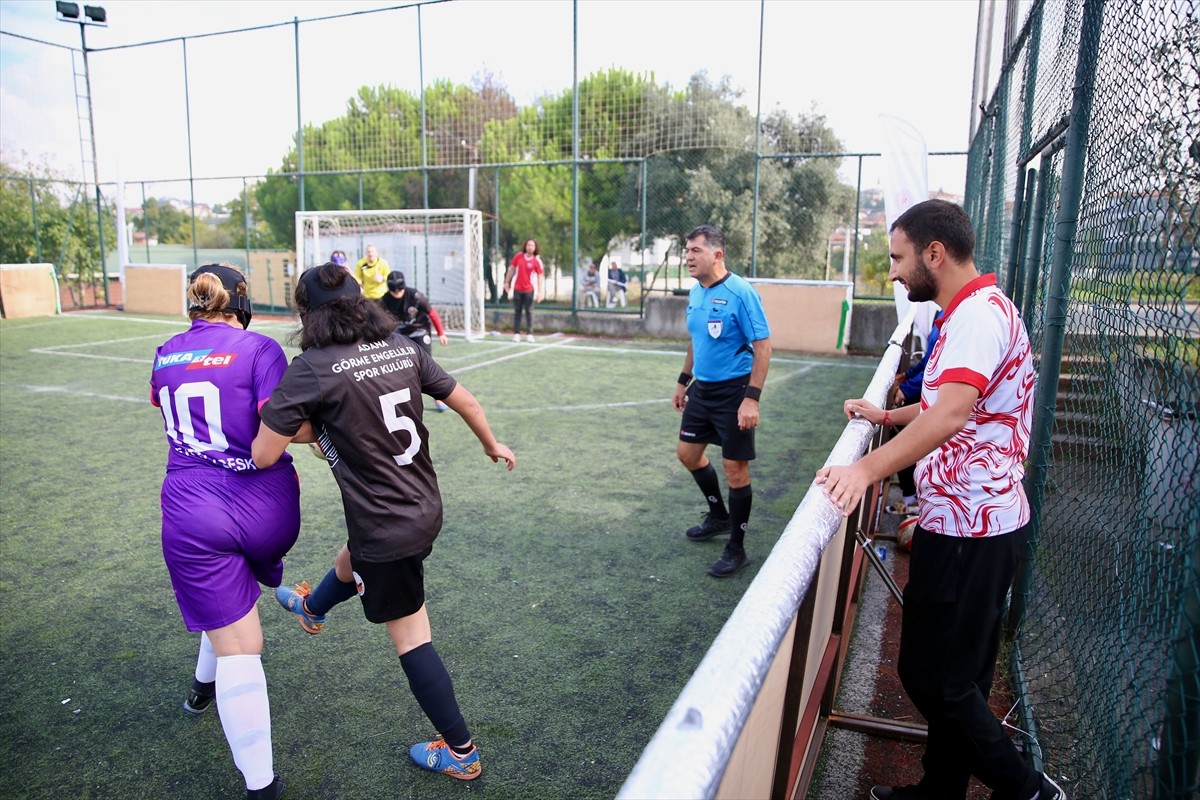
left=29, top=177, right=43, bottom=263
left=1155, top=521, right=1200, bottom=800
left=1010, top=0, right=1105, bottom=637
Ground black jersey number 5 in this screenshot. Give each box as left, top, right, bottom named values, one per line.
left=379, top=388, right=422, bottom=466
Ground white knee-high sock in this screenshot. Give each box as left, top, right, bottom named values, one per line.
left=194, top=633, right=217, bottom=683
left=215, top=654, right=274, bottom=792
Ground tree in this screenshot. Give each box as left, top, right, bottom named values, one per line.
left=858, top=227, right=892, bottom=294
left=0, top=155, right=115, bottom=282
left=219, top=189, right=287, bottom=250
left=134, top=197, right=193, bottom=244
left=257, top=77, right=520, bottom=246
left=254, top=70, right=852, bottom=280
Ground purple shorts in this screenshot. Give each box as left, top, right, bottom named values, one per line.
left=161, top=466, right=301, bottom=632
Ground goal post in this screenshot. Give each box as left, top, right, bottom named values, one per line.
left=295, top=209, right=486, bottom=340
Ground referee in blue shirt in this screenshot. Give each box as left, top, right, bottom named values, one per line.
left=672, top=225, right=772, bottom=577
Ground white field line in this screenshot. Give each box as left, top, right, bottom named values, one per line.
left=10, top=384, right=144, bottom=404
left=446, top=337, right=577, bottom=375
left=490, top=363, right=816, bottom=414
left=0, top=316, right=95, bottom=330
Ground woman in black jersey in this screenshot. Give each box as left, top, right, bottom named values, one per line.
left=252, top=262, right=515, bottom=783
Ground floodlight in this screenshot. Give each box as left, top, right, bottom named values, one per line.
left=55, top=1, right=80, bottom=21
left=83, top=5, right=107, bottom=24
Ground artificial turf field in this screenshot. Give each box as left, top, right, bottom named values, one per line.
left=0, top=311, right=875, bottom=799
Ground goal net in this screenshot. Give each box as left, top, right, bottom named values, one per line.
left=295, top=209, right=485, bottom=340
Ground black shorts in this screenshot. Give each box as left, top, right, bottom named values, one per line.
left=397, top=328, right=433, bottom=355
left=349, top=546, right=432, bottom=624
left=679, top=375, right=756, bottom=462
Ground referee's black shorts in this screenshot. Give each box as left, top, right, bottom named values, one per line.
left=679, top=374, right=756, bottom=462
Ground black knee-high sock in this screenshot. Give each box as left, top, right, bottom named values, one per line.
left=690, top=464, right=728, bottom=518
left=305, top=568, right=357, bottom=615
left=399, top=642, right=471, bottom=750
left=728, top=484, right=752, bottom=548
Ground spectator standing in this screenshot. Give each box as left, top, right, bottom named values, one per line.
left=886, top=309, right=943, bottom=516
left=606, top=261, right=628, bottom=308
left=355, top=244, right=390, bottom=301
left=815, top=200, right=1063, bottom=800
left=672, top=225, right=771, bottom=578
left=330, top=250, right=351, bottom=272
left=505, top=238, right=544, bottom=343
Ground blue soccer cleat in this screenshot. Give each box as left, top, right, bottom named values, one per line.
left=274, top=580, right=327, bottom=635
left=409, top=736, right=482, bottom=781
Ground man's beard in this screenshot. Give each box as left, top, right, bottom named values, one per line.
left=905, top=253, right=937, bottom=302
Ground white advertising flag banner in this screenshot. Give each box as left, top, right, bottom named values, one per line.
left=879, top=115, right=938, bottom=339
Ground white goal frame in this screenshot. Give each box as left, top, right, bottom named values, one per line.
left=295, top=209, right=486, bottom=340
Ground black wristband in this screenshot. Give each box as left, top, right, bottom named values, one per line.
left=744, top=386, right=762, bottom=402
left=678, top=372, right=693, bottom=386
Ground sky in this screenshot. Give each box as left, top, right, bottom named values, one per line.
left=0, top=0, right=986, bottom=207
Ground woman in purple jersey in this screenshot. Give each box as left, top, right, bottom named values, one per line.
left=150, top=264, right=299, bottom=800
left=252, top=262, right=515, bottom=783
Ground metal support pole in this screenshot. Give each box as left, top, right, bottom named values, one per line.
left=851, top=155, right=864, bottom=284
left=181, top=38, right=198, bottom=268
left=29, top=178, right=43, bottom=262
left=418, top=6, right=428, bottom=209
left=1004, top=167, right=1029, bottom=298
left=570, top=0, right=580, bottom=311
left=79, top=23, right=108, bottom=302
left=1010, top=168, right=1037, bottom=310
left=242, top=177, right=251, bottom=272
left=141, top=181, right=150, bottom=262
left=1155, top=522, right=1200, bottom=800
left=749, top=0, right=765, bottom=277
left=294, top=18, right=305, bottom=212
left=640, top=158, right=648, bottom=314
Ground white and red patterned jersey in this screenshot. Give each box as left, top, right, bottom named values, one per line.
left=916, top=273, right=1036, bottom=537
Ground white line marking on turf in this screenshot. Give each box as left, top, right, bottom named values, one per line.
left=35, top=332, right=175, bottom=350
left=492, top=364, right=816, bottom=414
left=28, top=350, right=149, bottom=364
left=14, top=384, right=144, bottom=404
left=447, top=337, right=577, bottom=375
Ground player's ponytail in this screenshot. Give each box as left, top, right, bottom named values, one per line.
left=188, top=272, right=230, bottom=317
left=187, top=263, right=252, bottom=328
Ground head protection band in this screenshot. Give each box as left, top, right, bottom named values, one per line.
left=189, top=264, right=253, bottom=329
left=299, top=265, right=362, bottom=309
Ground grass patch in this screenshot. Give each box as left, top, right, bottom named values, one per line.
left=0, top=313, right=871, bottom=798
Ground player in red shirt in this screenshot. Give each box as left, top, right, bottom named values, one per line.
left=505, top=238, right=545, bottom=343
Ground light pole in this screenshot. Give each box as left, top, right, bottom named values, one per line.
left=55, top=1, right=108, bottom=303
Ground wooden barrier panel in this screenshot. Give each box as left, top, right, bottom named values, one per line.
left=0, top=264, right=60, bottom=318
left=246, top=251, right=296, bottom=312
left=750, top=280, right=853, bottom=355
left=124, top=264, right=187, bottom=316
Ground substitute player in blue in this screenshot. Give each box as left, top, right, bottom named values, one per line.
left=673, top=225, right=772, bottom=577
left=150, top=264, right=298, bottom=800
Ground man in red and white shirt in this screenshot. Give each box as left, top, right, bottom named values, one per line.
left=817, top=201, right=1062, bottom=800
left=505, top=238, right=545, bottom=343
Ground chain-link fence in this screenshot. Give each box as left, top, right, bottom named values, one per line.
left=0, top=1, right=966, bottom=313
left=968, top=0, right=1199, bottom=796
